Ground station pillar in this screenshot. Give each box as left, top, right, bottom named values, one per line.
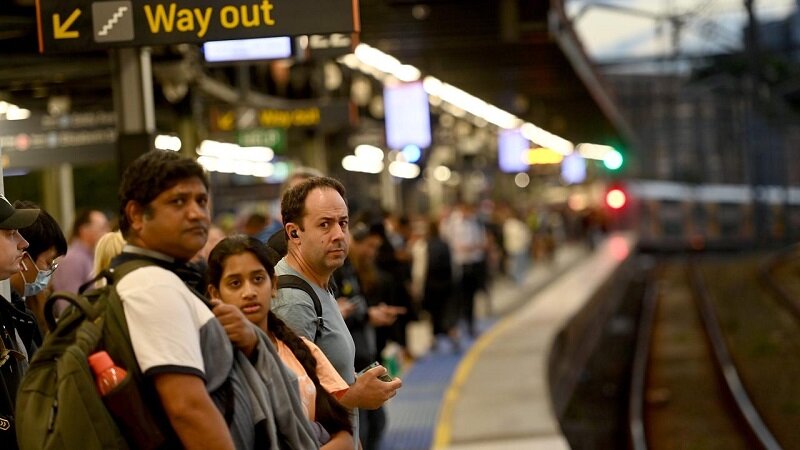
left=111, top=47, right=156, bottom=176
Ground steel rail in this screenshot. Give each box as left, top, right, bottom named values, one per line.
left=688, top=260, right=782, bottom=450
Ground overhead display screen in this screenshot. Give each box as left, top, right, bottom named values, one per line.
left=384, top=82, right=431, bottom=150
left=498, top=129, right=529, bottom=173
left=203, top=36, right=292, bottom=62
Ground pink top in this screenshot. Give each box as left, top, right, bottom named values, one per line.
left=275, top=337, right=349, bottom=421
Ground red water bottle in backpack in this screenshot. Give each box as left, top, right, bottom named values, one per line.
left=88, top=351, right=127, bottom=395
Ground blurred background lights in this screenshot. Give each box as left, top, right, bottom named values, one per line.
left=0, top=101, right=31, bottom=121
left=401, top=144, right=421, bottom=163
left=568, top=193, right=588, bottom=211
left=525, top=147, right=564, bottom=165
left=343, top=144, right=389, bottom=174
left=342, top=154, right=384, bottom=174
left=561, top=152, right=587, bottom=184
left=272, top=161, right=290, bottom=180
left=340, top=45, right=575, bottom=149
left=354, top=144, right=385, bottom=161
left=575, top=143, right=612, bottom=160
left=498, top=128, right=529, bottom=173
left=520, top=122, right=573, bottom=155
left=609, top=235, right=630, bottom=262
left=388, top=161, right=420, bottom=179
left=514, top=172, right=530, bottom=188
left=423, top=76, right=519, bottom=129
left=197, top=140, right=274, bottom=162
left=603, top=149, right=624, bottom=170
left=447, top=171, right=462, bottom=186
left=196, top=140, right=275, bottom=177
left=353, top=44, right=421, bottom=82
left=432, top=165, right=451, bottom=182
left=606, top=188, right=627, bottom=209
left=154, top=134, right=182, bottom=151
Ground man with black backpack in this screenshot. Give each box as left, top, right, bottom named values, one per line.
left=0, top=196, right=39, bottom=450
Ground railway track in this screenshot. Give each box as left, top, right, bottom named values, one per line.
left=628, top=259, right=781, bottom=450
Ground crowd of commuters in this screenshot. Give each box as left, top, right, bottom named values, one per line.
left=0, top=149, right=608, bottom=449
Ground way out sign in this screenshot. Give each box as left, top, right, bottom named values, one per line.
left=36, top=0, right=360, bottom=54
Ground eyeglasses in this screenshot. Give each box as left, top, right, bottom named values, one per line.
left=24, top=252, right=59, bottom=276
left=40, top=259, right=59, bottom=276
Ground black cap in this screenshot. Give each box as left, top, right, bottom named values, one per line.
left=0, top=196, right=38, bottom=230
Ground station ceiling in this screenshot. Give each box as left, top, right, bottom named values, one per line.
left=0, top=0, right=635, bottom=148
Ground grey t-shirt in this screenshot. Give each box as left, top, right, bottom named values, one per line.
left=271, top=258, right=356, bottom=384
left=272, top=258, right=360, bottom=449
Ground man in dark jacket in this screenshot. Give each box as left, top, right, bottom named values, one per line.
left=0, top=196, right=39, bottom=450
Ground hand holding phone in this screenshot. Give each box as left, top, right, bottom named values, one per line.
left=357, top=361, right=393, bottom=382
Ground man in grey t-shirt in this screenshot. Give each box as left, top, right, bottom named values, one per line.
left=271, top=177, right=402, bottom=444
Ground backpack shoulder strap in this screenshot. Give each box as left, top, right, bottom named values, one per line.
left=43, top=260, right=156, bottom=331
left=110, top=259, right=158, bottom=283
left=43, top=291, right=98, bottom=332
left=103, top=258, right=157, bottom=352
left=277, top=274, right=324, bottom=342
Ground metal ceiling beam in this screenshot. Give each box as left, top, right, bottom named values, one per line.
left=550, top=0, right=641, bottom=149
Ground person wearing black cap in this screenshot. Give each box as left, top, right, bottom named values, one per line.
left=0, top=196, right=39, bottom=450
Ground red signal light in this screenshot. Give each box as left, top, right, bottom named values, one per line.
left=606, top=188, right=627, bottom=210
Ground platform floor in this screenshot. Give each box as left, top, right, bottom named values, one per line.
left=380, top=242, right=590, bottom=450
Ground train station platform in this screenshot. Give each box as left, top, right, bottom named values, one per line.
left=380, top=233, right=637, bottom=450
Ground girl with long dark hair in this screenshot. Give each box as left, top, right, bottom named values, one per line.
left=207, top=235, right=353, bottom=449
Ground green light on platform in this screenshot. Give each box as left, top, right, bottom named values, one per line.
left=603, top=149, right=623, bottom=170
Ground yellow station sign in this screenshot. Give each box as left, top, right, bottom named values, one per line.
left=37, top=0, right=359, bottom=54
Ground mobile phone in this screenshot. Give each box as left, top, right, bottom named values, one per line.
left=357, top=361, right=393, bottom=382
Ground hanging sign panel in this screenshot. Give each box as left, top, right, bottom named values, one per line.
left=36, top=0, right=360, bottom=54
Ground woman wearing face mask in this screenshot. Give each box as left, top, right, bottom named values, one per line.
left=9, top=201, right=67, bottom=338
left=207, top=235, right=354, bottom=449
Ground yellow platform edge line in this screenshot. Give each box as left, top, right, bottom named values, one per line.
left=431, top=314, right=521, bottom=449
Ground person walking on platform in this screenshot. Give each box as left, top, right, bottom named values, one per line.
left=499, top=203, right=532, bottom=285
left=442, top=200, right=488, bottom=337
left=411, top=218, right=459, bottom=352
left=0, top=197, right=39, bottom=450
left=271, top=176, right=403, bottom=448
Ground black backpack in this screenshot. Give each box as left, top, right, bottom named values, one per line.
left=15, top=259, right=174, bottom=450
left=266, top=229, right=325, bottom=342
left=276, top=274, right=324, bottom=342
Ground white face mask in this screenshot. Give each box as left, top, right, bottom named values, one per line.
left=21, top=253, right=55, bottom=297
